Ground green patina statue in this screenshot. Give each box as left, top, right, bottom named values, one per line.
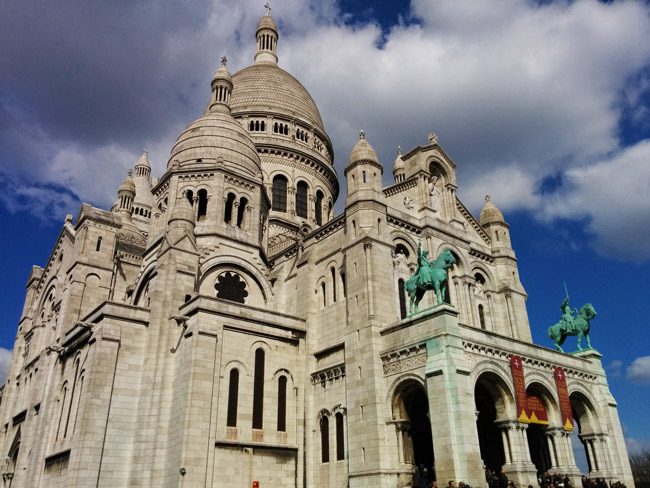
left=547, top=296, right=597, bottom=353
left=405, top=242, right=456, bottom=316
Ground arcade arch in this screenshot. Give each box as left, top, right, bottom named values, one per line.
left=391, top=378, right=435, bottom=477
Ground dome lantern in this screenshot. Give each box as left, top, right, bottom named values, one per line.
left=255, top=4, right=279, bottom=65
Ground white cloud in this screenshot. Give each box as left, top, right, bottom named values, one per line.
left=627, top=355, right=650, bottom=383
left=626, top=436, right=650, bottom=455
left=607, top=360, right=624, bottom=379
left=0, top=348, right=13, bottom=384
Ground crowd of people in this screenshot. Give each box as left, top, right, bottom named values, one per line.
left=406, top=467, right=627, bottom=488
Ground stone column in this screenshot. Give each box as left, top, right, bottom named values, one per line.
left=363, top=241, right=375, bottom=319
left=546, top=430, right=558, bottom=469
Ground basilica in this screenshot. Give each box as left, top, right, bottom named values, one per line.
left=0, top=9, right=634, bottom=488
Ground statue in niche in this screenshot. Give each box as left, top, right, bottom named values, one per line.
left=392, top=248, right=408, bottom=272
left=428, top=175, right=441, bottom=213
left=474, top=281, right=485, bottom=297
left=402, top=196, right=414, bottom=210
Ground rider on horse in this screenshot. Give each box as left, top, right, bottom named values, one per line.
left=560, top=297, right=577, bottom=334
left=416, top=242, right=432, bottom=287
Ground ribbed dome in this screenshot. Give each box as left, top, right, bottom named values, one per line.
left=348, top=130, right=379, bottom=165
left=257, top=14, right=277, bottom=31
left=168, top=112, right=261, bottom=177
left=479, top=196, right=505, bottom=225
left=230, top=64, right=325, bottom=132
left=119, top=174, right=136, bottom=194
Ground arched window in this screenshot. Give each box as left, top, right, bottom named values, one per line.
left=296, top=181, right=308, bottom=218
left=398, top=279, right=407, bottom=319
left=272, top=175, right=288, bottom=212
left=227, top=369, right=239, bottom=427
left=315, top=190, right=324, bottom=225
left=284, top=125, right=288, bottom=135
left=340, top=271, right=346, bottom=298
left=252, top=348, right=265, bottom=429
left=56, top=383, right=68, bottom=441
left=321, top=282, right=326, bottom=307
left=255, top=120, right=260, bottom=131
left=64, top=359, right=81, bottom=438
left=479, top=304, right=486, bottom=330
left=273, top=122, right=278, bottom=133
left=320, top=415, right=330, bottom=463
left=249, top=121, right=255, bottom=131
left=261, top=121, right=265, bottom=131
left=185, top=190, right=194, bottom=205
left=95, top=236, right=102, bottom=252
left=72, top=373, right=84, bottom=435
left=336, top=412, right=345, bottom=460
left=331, top=267, right=337, bottom=303
left=277, top=375, right=287, bottom=432
left=237, top=197, right=248, bottom=228
left=197, top=189, right=208, bottom=221
left=224, top=193, right=236, bottom=223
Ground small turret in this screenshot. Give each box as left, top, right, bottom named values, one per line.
left=116, top=171, right=136, bottom=219
left=254, top=4, right=279, bottom=65
left=345, top=130, right=383, bottom=200
left=480, top=195, right=511, bottom=248
left=134, top=149, right=151, bottom=179
left=208, top=56, right=233, bottom=114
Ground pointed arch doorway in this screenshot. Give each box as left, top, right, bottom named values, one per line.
left=392, top=380, right=435, bottom=479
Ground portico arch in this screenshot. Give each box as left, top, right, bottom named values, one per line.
left=570, top=391, right=604, bottom=475
left=391, top=378, right=435, bottom=478
left=475, top=370, right=515, bottom=472
left=525, top=382, right=558, bottom=474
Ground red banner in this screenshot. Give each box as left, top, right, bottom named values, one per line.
left=510, top=355, right=529, bottom=422
left=554, top=367, right=574, bottom=431
left=525, top=393, right=549, bottom=425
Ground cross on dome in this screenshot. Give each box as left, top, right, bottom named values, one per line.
left=265, top=2, right=271, bottom=15
left=359, top=129, right=365, bottom=140
left=485, top=195, right=491, bottom=202
left=220, top=56, right=227, bottom=67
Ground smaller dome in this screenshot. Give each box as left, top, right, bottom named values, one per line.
left=257, top=13, right=278, bottom=32
left=348, top=130, right=379, bottom=166
left=119, top=172, right=136, bottom=194
left=168, top=112, right=261, bottom=177
left=479, top=195, right=505, bottom=225
left=169, top=196, right=195, bottom=226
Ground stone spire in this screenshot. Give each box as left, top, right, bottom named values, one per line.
left=134, top=149, right=151, bottom=179
left=393, top=145, right=405, bottom=183
left=209, top=56, right=233, bottom=114
left=254, top=4, right=279, bottom=65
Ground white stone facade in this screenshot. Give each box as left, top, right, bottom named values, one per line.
left=0, top=11, right=634, bottom=488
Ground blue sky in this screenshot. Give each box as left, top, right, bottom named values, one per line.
left=1, top=0, right=649, bottom=457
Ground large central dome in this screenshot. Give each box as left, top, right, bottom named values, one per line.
left=230, top=63, right=325, bottom=132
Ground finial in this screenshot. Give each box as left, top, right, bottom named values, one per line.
left=220, top=55, right=227, bottom=67
left=359, top=129, right=365, bottom=140
left=143, top=148, right=148, bottom=154
left=264, top=1, right=271, bottom=15
left=396, top=145, right=401, bottom=156
left=485, top=195, right=490, bottom=202
left=127, top=169, right=133, bottom=177
left=428, top=132, right=438, bottom=144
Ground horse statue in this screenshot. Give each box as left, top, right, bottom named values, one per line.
left=405, top=245, right=456, bottom=316
left=547, top=301, right=597, bottom=353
